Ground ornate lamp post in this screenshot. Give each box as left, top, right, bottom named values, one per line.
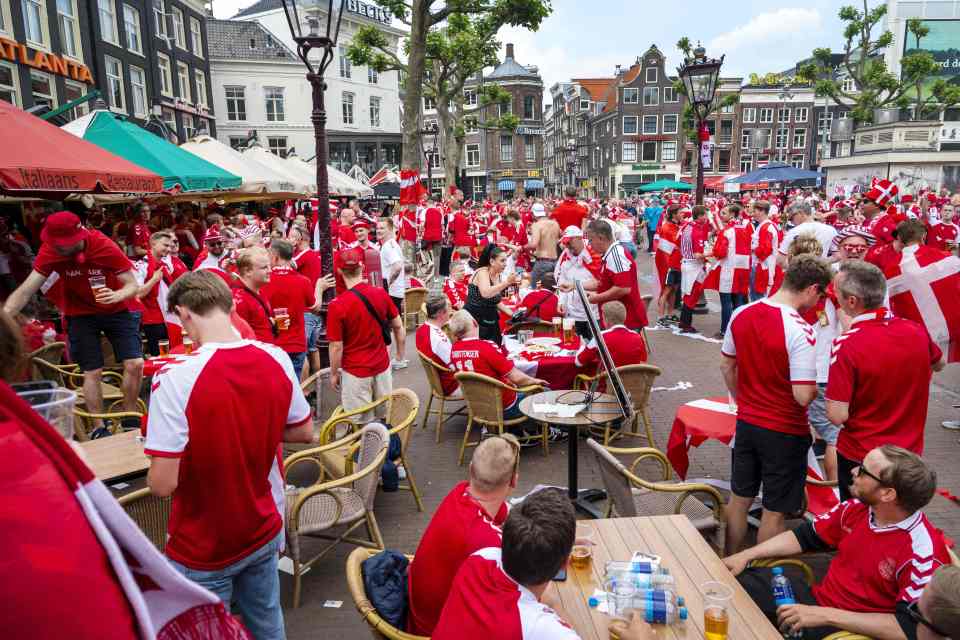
left=677, top=43, right=723, bottom=205
left=418, top=122, right=440, bottom=197
left=279, top=0, right=345, bottom=284
left=777, top=82, right=795, bottom=165
left=566, top=137, right=577, bottom=190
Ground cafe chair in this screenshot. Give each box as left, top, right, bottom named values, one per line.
left=283, top=423, right=390, bottom=608
left=454, top=371, right=547, bottom=466
left=31, top=358, right=147, bottom=414
left=575, top=363, right=662, bottom=447
left=505, top=319, right=554, bottom=335
left=346, top=547, right=428, bottom=640
left=417, top=349, right=466, bottom=443
left=299, top=367, right=330, bottom=425
left=73, top=408, right=145, bottom=441
left=403, top=287, right=428, bottom=330
left=118, top=488, right=171, bottom=552
left=312, top=388, right=424, bottom=512
left=26, top=341, right=66, bottom=379
left=588, top=439, right=724, bottom=550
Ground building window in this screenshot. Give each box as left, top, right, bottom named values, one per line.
left=641, top=141, right=657, bottom=161
left=464, top=118, right=478, bottom=134
left=817, top=110, right=833, bottom=132
left=63, top=80, right=87, bottom=119
left=523, top=95, right=535, bottom=120
left=717, top=149, right=730, bottom=172
left=264, top=87, right=285, bottom=121
left=663, top=86, right=678, bottom=102
left=157, top=52, right=172, bottom=96
left=0, top=0, right=11, bottom=37
left=841, top=77, right=855, bottom=93
left=642, top=86, right=658, bottom=106
left=423, top=96, right=436, bottom=111
left=621, top=142, right=637, bottom=162
left=57, top=0, right=81, bottom=58
left=500, top=135, right=513, bottom=162
left=739, top=154, right=753, bottom=173
left=339, top=46, right=351, bottom=78
left=742, top=107, right=756, bottom=123
left=182, top=113, right=195, bottom=138
left=759, top=108, right=773, bottom=123
left=525, top=135, right=535, bottom=162
left=719, top=119, right=733, bottom=144
left=792, top=128, right=806, bottom=148
left=465, top=143, right=480, bottom=167
left=464, top=88, right=477, bottom=106
left=339, top=91, right=353, bottom=124
left=662, top=114, right=678, bottom=134
left=741, top=128, right=751, bottom=149
left=190, top=16, right=202, bottom=55
left=224, top=85, right=245, bottom=121
left=471, top=176, right=484, bottom=198
left=623, top=116, right=638, bottom=134
left=176, top=61, right=190, bottom=102
left=129, top=65, right=147, bottom=116
left=369, top=95, right=380, bottom=127
left=775, top=126, right=789, bottom=149
left=194, top=69, right=207, bottom=108
left=499, top=100, right=511, bottom=117
left=368, top=66, right=377, bottom=83
left=228, top=136, right=246, bottom=149
left=104, top=56, right=125, bottom=111
left=161, top=105, right=175, bottom=134
left=171, top=6, right=185, bottom=48
left=645, top=66, right=658, bottom=83
left=23, top=0, right=47, bottom=47
left=778, top=107, right=790, bottom=122
left=30, top=70, right=55, bottom=108
left=623, top=88, right=638, bottom=103
left=97, top=0, right=118, bottom=44
left=152, top=0, right=165, bottom=37
left=795, top=107, right=808, bottom=123
left=791, top=154, right=804, bottom=168
left=122, top=4, right=141, bottom=54
left=579, top=99, right=589, bottom=111
left=268, top=136, right=287, bottom=157
left=642, top=115, right=657, bottom=134
left=661, top=140, right=677, bottom=161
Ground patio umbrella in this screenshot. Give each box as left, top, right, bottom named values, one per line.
left=0, top=101, right=163, bottom=196
left=62, top=111, right=241, bottom=192
left=293, top=156, right=374, bottom=198
left=241, top=145, right=317, bottom=193
left=638, top=179, right=694, bottom=192
left=180, top=135, right=310, bottom=197
left=728, top=162, right=823, bottom=185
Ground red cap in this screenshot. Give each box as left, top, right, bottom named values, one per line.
left=41, top=211, right=88, bottom=248
left=334, top=248, right=362, bottom=270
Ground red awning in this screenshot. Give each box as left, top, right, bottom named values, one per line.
left=0, top=101, right=163, bottom=196
left=680, top=174, right=741, bottom=190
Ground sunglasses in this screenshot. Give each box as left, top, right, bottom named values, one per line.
left=497, top=433, right=522, bottom=475
left=906, top=601, right=950, bottom=637
left=854, top=465, right=887, bottom=485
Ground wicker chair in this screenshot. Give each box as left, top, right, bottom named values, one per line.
left=346, top=547, right=429, bottom=640
left=73, top=408, right=145, bottom=441
left=26, top=341, right=66, bottom=379
left=453, top=371, right=547, bottom=466
left=300, top=367, right=330, bottom=427
left=118, top=488, right=171, bottom=552
left=283, top=423, right=390, bottom=608
left=31, top=358, right=147, bottom=414
left=311, top=388, right=424, bottom=512
left=403, top=287, right=428, bottom=330
left=417, top=349, right=465, bottom=443
left=504, top=320, right=554, bottom=335
left=587, top=439, right=724, bottom=550
left=575, top=363, right=662, bottom=447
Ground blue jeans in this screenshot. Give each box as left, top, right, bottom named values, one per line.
left=304, top=311, right=322, bottom=353
left=748, top=266, right=764, bottom=302
left=288, top=351, right=306, bottom=378
left=168, top=532, right=285, bottom=640
left=808, top=383, right=840, bottom=445
left=719, top=293, right=748, bottom=334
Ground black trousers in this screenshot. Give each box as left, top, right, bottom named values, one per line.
left=838, top=452, right=861, bottom=502
left=142, top=323, right=169, bottom=357
left=680, top=304, right=695, bottom=327
left=737, top=567, right=840, bottom=640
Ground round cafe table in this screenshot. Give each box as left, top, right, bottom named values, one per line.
left=519, top=390, right=624, bottom=518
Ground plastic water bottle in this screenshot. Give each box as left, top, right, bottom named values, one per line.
left=771, top=567, right=802, bottom=639
left=605, top=564, right=675, bottom=590
left=626, top=597, right=688, bottom=625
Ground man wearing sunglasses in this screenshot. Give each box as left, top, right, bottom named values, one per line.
left=724, top=445, right=950, bottom=640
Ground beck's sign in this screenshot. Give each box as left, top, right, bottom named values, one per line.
left=345, top=0, right=391, bottom=25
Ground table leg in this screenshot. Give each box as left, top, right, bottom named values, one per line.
left=567, top=425, right=607, bottom=519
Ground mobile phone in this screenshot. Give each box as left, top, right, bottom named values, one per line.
left=552, top=567, right=567, bottom=582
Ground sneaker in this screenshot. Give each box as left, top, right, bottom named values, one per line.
left=397, top=464, right=407, bottom=480
left=657, top=317, right=671, bottom=327
left=666, top=314, right=680, bottom=324
left=548, top=427, right=569, bottom=442
left=943, top=420, right=960, bottom=431
left=480, top=426, right=490, bottom=439
left=392, top=359, right=409, bottom=370
left=678, top=324, right=697, bottom=334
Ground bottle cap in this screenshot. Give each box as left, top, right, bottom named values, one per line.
left=679, top=607, right=688, bottom=620
left=677, top=596, right=685, bottom=606
left=772, top=567, right=784, bottom=576
left=588, top=597, right=599, bottom=608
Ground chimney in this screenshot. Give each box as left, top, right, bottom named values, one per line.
left=506, top=43, right=515, bottom=60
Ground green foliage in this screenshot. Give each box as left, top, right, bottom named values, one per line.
left=747, top=72, right=787, bottom=86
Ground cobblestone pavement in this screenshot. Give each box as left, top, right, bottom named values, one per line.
left=284, top=252, right=960, bottom=640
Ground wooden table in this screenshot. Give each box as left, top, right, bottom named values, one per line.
left=547, top=515, right=781, bottom=640
left=77, top=430, right=150, bottom=482
left=520, top=390, right=625, bottom=518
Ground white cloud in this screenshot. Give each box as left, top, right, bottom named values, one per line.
left=707, top=8, right=824, bottom=76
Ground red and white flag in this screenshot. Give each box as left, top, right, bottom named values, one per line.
left=399, top=168, right=426, bottom=205
left=885, top=244, right=960, bottom=362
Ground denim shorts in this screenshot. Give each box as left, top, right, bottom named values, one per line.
left=304, top=311, right=322, bottom=354
left=67, top=310, right=143, bottom=371
left=807, top=383, right=839, bottom=445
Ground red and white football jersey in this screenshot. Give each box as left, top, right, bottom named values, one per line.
left=752, top=219, right=781, bottom=296
left=597, top=242, right=647, bottom=329
left=704, top=223, right=751, bottom=295
left=450, top=339, right=516, bottom=407
left=575, top=325, right=647, bottom=369
left=721, top=299, right=817, bottom=435
left=433, top=547, right=579, bottom=640
left=416, top=323, right=458, bottom=396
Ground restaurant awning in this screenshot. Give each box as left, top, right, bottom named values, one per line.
left=0, top=101, right=162, bottom=196
left=180, top=135, right=310, bottom=197
left=62, top=110, right=240, bottom=192
left=297, top=156, right=374, bottom=198
left=497, top=180, right=516, bottom=190
left=524, top=179, right=544, bottom=190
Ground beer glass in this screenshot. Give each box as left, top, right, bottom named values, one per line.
left=275, top=307, right=290, bottom=331
left=562, top=318, right=575, bottom=343
left=158, top=340, right=170, bottom=357
left=702, top=581, right=732, bottom=640
left=183, top=337, right=195, bottom=354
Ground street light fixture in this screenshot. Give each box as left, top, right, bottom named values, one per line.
left=418, top=121, right=440, bottom=197
left=677, top=42, right=723, bottom=205
left=279, top=0, right=345, bottom=285
left=777, top=82, right=795, bottom=165
left=566, top=136, right=577, bottom=190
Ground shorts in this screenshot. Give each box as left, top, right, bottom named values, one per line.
left=342, top=367, right=393, bottom=424
left=731, top=419, right=811, bottom=514
left=807, top=384, right=839, bottom=445
left=304, top=311, right=322, bottom=353
left=67, top=311, right=143, bottom=372
left=665, top=269, right=681, bottom=287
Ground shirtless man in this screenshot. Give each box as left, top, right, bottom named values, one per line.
left=525, top=202, right=561, bottom=288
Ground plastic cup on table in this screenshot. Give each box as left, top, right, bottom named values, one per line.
left=702, top=580, right=733, bottom=640
left=16, top=388, right=77, bottom=439
left=158, top=339, right=170, bottom=357
left=571, top=522, right=595, bottom=569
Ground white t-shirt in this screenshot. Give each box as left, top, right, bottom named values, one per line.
left=779, top=221, right=838, bottom=259
left=379, top=238, right=406, bottom=298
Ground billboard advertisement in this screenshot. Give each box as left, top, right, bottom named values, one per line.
left=902, top=19, right=960, bottom=100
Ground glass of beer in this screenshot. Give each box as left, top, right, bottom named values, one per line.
left=702, top=581, right=733, bottom=640
left=158, top=340, right=170, bottom=357
left=275, top=307, right=290, bottom=331
left=570, top=522, right=594, bottom=569
left=88, top=275, right=108, bottom=300
left=562, top=318, right=575, bottom=343
left=183, top=337, right=195, bottom=354
left=552, top=316, right=563, bottom=339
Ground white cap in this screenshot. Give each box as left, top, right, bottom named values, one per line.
left=562, top=225, right=583, bottom=239
left=532, top=203, right=546, bottom=216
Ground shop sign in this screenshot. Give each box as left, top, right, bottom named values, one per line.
left=631, top=163, right=664, bottom=171
left=0, top=37, right=93, bottom=83
left=345, top=0, right=392, bottom=25
left=516, top=126, right=544, bottom=135
left=526, top=169, right=540, bottom=177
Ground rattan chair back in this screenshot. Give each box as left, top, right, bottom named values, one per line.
left=27, top=342, right=66, bottom=380
left=31, top=357, right=73, bottom=388
left=417, top=349, right=448, bottom=397
left=346, top=548, right=428, bottom=640
left=454, top=371, right=507, bottom=426
left=403, top=288, right=428, bottom=325
left=587, top=438, right=637, bottom=517
left=353, top=423, right=390, bottom=511
left=118, top=488, right=172, bottom=552
left=617, top=363, right=662, bottom=412
left=385, top=388, right=419, bottom=451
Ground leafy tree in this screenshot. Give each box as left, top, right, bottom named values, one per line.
left=346, top=0, right=550, bottom=175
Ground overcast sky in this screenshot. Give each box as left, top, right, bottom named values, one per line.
left=211, top=0, right=857, bottom=88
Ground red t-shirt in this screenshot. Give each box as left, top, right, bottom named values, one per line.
left=598, top=242, right=647, bottom=329
left=575, top=325, right=647, bottom=369
left=140, top=253, right=169, bottom=325
left=450, top=338, right=516, bottom=407
left=407, top=481, right=507, bottom=636
left=926, top=221, right=958, bottom=252
left=552, top=199, right=587, bottom=230
left=338, top=224, right=357, bottom=246
left=326, top=283, right=397, bottom=377
left=232, top=285, right=275, bottom=344
left=518, top=290, right=559, bottom=321
left=292, top=247, right=322, bottom=288
left=825, top=313, right=942, bottom=462
left=423, top=206, right=443, bottom=242
left=415, top=323, right=458, bottom=395
left=144, top=341, right=310, bottom=570
left=451, top=212, right=474, bottom=247
left=262, top=267, right=315, bottom=354
left=445, top=277, right=469, bottom=309
left=32, top=230, right=134, bottom=317
left=721, top=299, right=817, bottom=435
left=125, top=221, right=150, bottom=254
left=811, top=500, right=949, bottom=613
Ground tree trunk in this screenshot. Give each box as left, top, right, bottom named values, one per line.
left=401, top=0, right=429, bottom=171
left=436, top=97, right=464, bottom=192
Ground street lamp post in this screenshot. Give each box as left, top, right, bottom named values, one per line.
left=777, top=82, right=795, bottom=165
left=566, top=137, right=576, bottom=190
left=677, top=42, right=723, bottom=205
left=279, top=0, right=345, bottom=285
left=418, top=122, right=440, bottom=197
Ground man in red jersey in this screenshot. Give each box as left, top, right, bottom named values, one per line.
left=232, top=247, right=277, bottom=344
left=551, top=186, right=588, bottom=230
left=415, top=296, right=460, bottom=398
left=826, top=260, right=944, bottom=500
left=407, top=434, right=520, bottom=635
left=146, top=271, right=312, bottom=640
left=194, top=226, right=232, bottom=282
left=725, top=446, right=950, bottom=640
left=926, top=203, right=957, bottom=253
left=138, top=231, right=174, bottom=356
left=577, top=219, right=648, bottom=330
left=721, top=255, right=833, bottom=553
left=125, top=203, right=151, bottom=259
left=517, top=273, right=560, bottom=322
left=287, top=223, right=329, bottom=378
left=262, top=240, right=320, bottom=377
left=655, top=205, right=682, bottom=324
left=575, top=301, right=647, bottom=369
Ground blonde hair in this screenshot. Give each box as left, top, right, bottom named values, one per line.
left=787, top=233, right=823, bottom=261
left=236, top=246, right=268, bottom=274
left=927, top=565, right=960, bottom=633
left=448, top=309, right=476, bottom=339
left=469, top=434, right=519, bottom=493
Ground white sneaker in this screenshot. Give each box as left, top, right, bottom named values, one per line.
left=392, top=359, right=409, bottom=370
left=397, top=464, right=407, bottom=480
left=942, top=420, right=960, bottom=430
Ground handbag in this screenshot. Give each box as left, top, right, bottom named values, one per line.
left=348, top=287, right=393, bottom=346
